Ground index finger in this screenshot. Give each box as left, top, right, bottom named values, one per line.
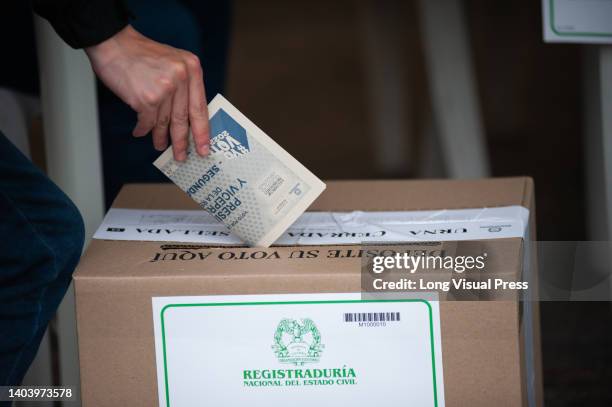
left=184, top=53, right=210, bottom=156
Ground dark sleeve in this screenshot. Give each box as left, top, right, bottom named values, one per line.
left=31, top=0, right=131, bottom=49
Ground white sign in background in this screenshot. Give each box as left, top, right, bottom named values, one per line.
left=152, top=293, right=445, bottom=407
left=543, top=0, right=612, bottom=44
left=94, top=206, right=529, bottom=245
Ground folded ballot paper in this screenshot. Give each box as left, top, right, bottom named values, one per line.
left=153, top=95, right=326, bottom=247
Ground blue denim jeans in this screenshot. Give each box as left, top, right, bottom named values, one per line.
left=0, top=132, right=84, bottom=388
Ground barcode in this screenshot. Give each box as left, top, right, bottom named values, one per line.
left=343, top=312, right=400, bottom=323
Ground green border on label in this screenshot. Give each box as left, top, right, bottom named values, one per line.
left=549, top=0, right=612, bottom=37
left=160, top=299, right=439, bottom=407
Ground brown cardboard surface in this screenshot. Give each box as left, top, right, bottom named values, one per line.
left=74, top=177, right=541, bottom=406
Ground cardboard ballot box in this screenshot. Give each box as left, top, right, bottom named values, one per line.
left=74, top=178, right=542, bottom=407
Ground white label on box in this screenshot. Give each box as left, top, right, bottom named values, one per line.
left=94, top=205, right=529, bottom=245
left=152, top=293, right=445, bottom=407
left=543, top=0, right=612, bottom=43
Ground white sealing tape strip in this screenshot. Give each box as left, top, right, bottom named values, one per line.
left=93, top=206, right=529, bottom=245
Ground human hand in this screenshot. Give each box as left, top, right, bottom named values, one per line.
left=85, top=25, right=209, bottom=161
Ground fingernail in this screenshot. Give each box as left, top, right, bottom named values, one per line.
left=176, top=151, right=187, bottom=161
left=198, top=144, right=209, bottom=156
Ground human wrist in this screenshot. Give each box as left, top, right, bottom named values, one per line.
left=84, top=25, right=137, bottom=67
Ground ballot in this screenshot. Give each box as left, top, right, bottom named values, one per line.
left=153, top=94, right=326, bottom=247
